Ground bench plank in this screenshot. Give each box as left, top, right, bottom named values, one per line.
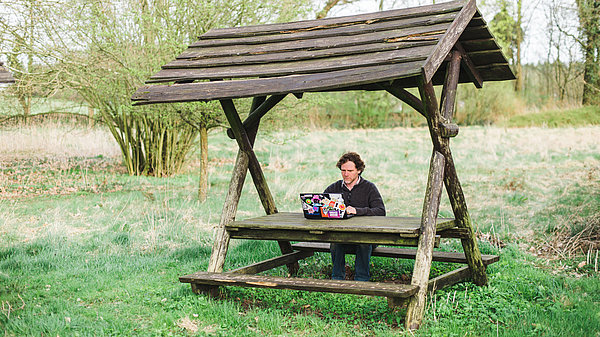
left=180, top=272, right=419, bottom=298
left=291, top=242, right=499, bottom=265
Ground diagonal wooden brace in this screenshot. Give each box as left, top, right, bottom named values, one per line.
left=207, top=97, right=266, bottom=273
left=418, top=75, right=488, bottom=286
left=405, top=150, right=445, bottom=330
left=219, top=98, right=298, bottom=274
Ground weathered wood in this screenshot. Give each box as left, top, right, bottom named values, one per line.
left=405, top=150, right=445, bottom=330
left=180, top=272, right=419, bottom=298
left=427, top=266, right=471, bottom=292
left=443, top=150, right=488, bottom=286
left=460, top=25, right=496, bottom=41
left=418, top=76, right=488, bottom=287
left=191, top=12, right=458, bottom=48
left=133, top=61, right=424, bottom=104
left=167, top=40, right=437, bottom=68
left=440, top=50, right=462, bottom=120
left=422, top=0, right=476, bottom=83
left=206, top=152, right=247, bottom=272
left=150, top=46, right=433, bottom=82
left=221, top=99, right=300, bottom=273
left=290, top=242, right=499, bottom=265
left=134, top=1, right=514, bottom=107
left=228, top=228, right=440, bottom=247
left=206, top=97, right=264, bottom=273
left=465, top=49, right=510, bottom=66
left=437, top=227, right=470, bottom=239
left=439, top=122, right=459, bottom=138
left=454, top=42, right=484, bottom=88
left=227, top=212, right=455, bottom=234
left=380, top=83, right=426, bottom=118
left=180, top=23, right=450, bottom=60
left=228, top=250, right=313, bottom=275
left=220, top=99, right=277, bottom=215
left=459, top=38, right=501, bottom=51
left=199, top=1, right=464, bottom=39
left=226, top=94, right=287, bottom=139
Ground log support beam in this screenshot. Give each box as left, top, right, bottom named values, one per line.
left=207, top=95, right=298, bottom=277
left=226, top=94, right=287, bottom=139
left=418, top=71, right=488, bottom=287
left=405, top=150, right=445, bottom=330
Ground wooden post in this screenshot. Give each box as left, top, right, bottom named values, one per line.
left=440, top=50, right=462, bottom=121
left=220, top=98, right=299, bottom=274
left=220, top=99, right=277, bottom=214
left=418, top=73, right=488, bottom=286
left=207, top=97, right=265, bottom=273
left=405, top=150, right=445, bottom=330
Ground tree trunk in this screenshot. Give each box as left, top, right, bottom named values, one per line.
left=198, top=124, right=209, bottom=202
left=514, top=0, right=523, bottom=92
left=576, top=0, right=600, bottom=105
left=88, top=106, right=95, bottom=129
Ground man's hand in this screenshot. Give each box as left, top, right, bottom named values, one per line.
left=346, top=206, right=357, bottom=215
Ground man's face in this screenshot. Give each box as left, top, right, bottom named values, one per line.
left=340, top=161, right=360, bottom=185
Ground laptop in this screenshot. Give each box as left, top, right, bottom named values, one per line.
left=300, top=193, right=347, bottom=219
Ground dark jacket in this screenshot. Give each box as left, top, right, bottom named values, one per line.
left=324, top=177, right=386, bottom=216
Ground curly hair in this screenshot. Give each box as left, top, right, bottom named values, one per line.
left=336, top=152, right=365, bottom=173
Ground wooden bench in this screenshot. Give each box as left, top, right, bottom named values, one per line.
left=290, top=242, right=499, bottom=265
left=180, top=272, right=419, bottom=306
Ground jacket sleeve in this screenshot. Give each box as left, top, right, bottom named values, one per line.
left=355, top=183, right=386, bottom=216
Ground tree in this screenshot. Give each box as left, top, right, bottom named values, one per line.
left=2, top=0, right=312, bottom=181
left=488, top=0, right=524, bottom=91
left=176, top=101, right=225, bottom=202
left=575, top=0, right=600, bottom=105
left=0, top=0, right=45, bottom=120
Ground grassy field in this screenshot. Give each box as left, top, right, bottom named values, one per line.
left=1, top=123, right=599, bottom=336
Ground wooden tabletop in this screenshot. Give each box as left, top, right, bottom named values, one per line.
left=226, top=212, right=455, bottom=245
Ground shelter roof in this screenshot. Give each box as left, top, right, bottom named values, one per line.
left=0, top=62, right=15, bottom=84
left=133, top=0, right=514, bottom=105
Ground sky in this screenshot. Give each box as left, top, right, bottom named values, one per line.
left=325, top=0, right=581, bottom=64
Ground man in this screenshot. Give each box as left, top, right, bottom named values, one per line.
left=324, top=152, right=385, bottom=281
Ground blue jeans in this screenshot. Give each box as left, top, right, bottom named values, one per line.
left=330, top=243, right=373, bottom=282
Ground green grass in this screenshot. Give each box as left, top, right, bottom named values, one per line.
left=504, top=105, right=600, bottom=128
left=1, top=125, right=599, bottom=336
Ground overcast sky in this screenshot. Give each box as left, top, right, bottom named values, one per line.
left=328, top=0, right=581, bottom=64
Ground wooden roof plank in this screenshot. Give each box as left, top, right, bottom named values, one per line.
left=134, top=1, right=515, bottom=104
left=191, top=11, right=458, bottom=48
left=165, top=39, right=439, bottom=69
left=133, top=60, right=424, bottom=104
left=422, top=0, right=477, bottom=83
left=458, top=38, right=499, bottom=51
left=459, top=25, right=493, bottom=40
left=200, top=0, right=465, bottom=39
left=150, top=44, right=434, bottom=82
left=178, top=22, right=451, bottom=60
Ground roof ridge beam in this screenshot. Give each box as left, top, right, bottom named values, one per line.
left=422, top=0, right=476, bottom=84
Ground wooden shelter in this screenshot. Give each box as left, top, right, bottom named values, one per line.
left=133, top=0, right=513, bottom=330
left=0, top=62, right=15, bottom=84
